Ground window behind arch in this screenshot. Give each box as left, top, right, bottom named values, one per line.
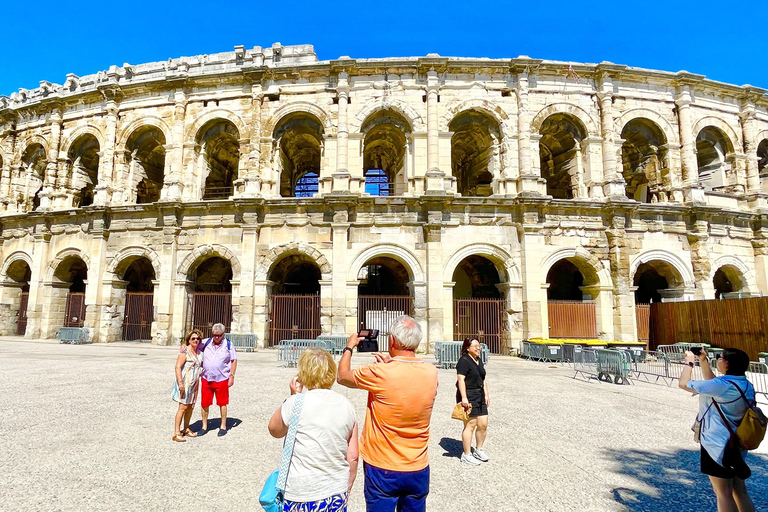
left=294, top=172, right=319, bottom=197
left=365, top=169, right=391, bottom=196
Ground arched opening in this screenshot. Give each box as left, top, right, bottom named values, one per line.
left=120, top=257, right=156, bottom=341
left=187, top=256, right=233, bottom=338
left=450, top=111, right=501, bottom=197
left=53, top=256, right=88, bottom=328
left=546, top=259, right=597, bottom=338
left=126, top=126, right=166, bottom=204
left=68, top=134, right=100, bottom=207
left=357, top=256, right=413, bottom=349
left=621, top=119, right=668, bottom=203
left=362, top=110, right=409, bottom=196
left=696, top=127, right=732, bottom=192
left=198, top=120, right=240, bottom=200
left=539, top=114, right=586, bottom=199
left=268, top=254, right=322, bottom=345
left=452, top=255, right=505, bottom=353
left=274, top=114, right=323, bottom=198
left=20, top=143, right=47, bottom=211
left=758, top=139, right=768, bottom=192
left=6, top=260, right=31, bottom=335
left=633, top=266, right=668, bottom=304
left=713, top=265, right=747, bottom=299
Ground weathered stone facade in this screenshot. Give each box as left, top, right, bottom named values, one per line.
left=1, top=44, right=767, bottom=349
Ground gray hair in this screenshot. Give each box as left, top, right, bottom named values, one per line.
left=388, top=315, right=422, bottom=350
left=211, top=323, right=226, bottom=334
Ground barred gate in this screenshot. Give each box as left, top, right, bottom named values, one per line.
left=64, top=292, right=86, bottom=327
left=358, top=295, right=414, bottom=350
left=454, top=298, right=506, bottom=354
left=17, top=292, right=29, bottom=335
left=635, top=303, right=650, bottom=343
left=547, top=300, right=598, bottom=338
left=122, top=292, right=154, bottom=341
left=187, top=292, right=232, bottom=339
left=269, top=294, right=321, bottom=346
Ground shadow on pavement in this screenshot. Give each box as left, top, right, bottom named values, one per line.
left=188, top=417, right=243, bottom=432
left=607, top=447, right=768, bottom=512
left=439, top=437, right=463, bottom=458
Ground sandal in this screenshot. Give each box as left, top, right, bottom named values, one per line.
left=183, top=428, right=198, bottom=438
left=172, top=433, right=186, bottom=442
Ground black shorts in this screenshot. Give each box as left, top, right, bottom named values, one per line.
left=456, top=389, right=488, bottom=418
left=701, top=446, right=735, bottom=479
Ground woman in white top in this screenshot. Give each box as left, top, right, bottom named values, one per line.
left=268, top=348, right=359, bottom=512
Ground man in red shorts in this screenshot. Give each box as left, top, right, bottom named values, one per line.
left=199, top=323, right=237, bottom=437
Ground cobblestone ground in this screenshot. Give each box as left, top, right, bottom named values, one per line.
left=1, top=339, right=767, bottom=512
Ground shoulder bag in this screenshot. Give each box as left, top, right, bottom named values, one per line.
left=259, top=393, right=305, bottom=512
left=727, top=381, right=767, bottom=450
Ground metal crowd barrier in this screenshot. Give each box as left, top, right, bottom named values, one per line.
left=57, top=327, right=91, bottom=344
left=521, top=341, right=565, bottom=363
left=277, top=339, right=330, bottom=367
left=316, top=334, right=349, bottom=355
left=572, top=346, right=599, bottom=381
left=226, top=333, right=257, bottom=352
left=595, top=349, right=631, bottom=384
left=434, top=341, right=490, bottom=369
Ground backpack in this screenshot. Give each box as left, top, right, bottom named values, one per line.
left=712, top=381, right=767, bottom=451
left=201, top=335, right=232, bottom=352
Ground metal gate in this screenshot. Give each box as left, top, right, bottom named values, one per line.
left=188, top=292, right=232, bottom=338
left=64, top=292, right=86, bottom=327
left=358, top=295, right=414, bottom=351
left=269, top=294, right=321, bottom=346
left=122, top=292, right=154, bottom=341
left=635, top=303, right=650, bottom=343
left=454, top=298, right=506, bottom=354
left=547, top=300, right=598, bottom=338
left=17, top=292, right=29, bottom=335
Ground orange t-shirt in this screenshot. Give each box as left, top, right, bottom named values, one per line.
left=352, top=356, right=438, bottom=471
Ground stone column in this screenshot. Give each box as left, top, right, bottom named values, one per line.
left=24, top=225, right=51, bottom=339
left=424, top=70, right=445, bottom=194
left=161, top=89, right=186, bottom=201
left=241, top=84, right=263, bottom=197
left=597, top=83, right=625, bottom=198
left=520, top=205, right=545, bottom=339
left=424, top=202, right=445, bottom=349
left=237, top=217, right=259, bottom=334
left=606, top=211, right=637, bottom=341
left=676, top=86, right=704, bottom=202
left=253, top=280, right=273, bottom=348
left=157, top=205, right=180, bottom=345
left=516, top=71, right=542, bottom=195
left=687, top=217, right=711, bottom=300
left=40, top=108, right=63, bottom=210
left=752, top=227, right=768, bottom=295
left=94, top=100, right=118, bottom=206
left=332, top=72, right=352, bottom=193
left=86, top=215, right=109, bottom=342
left=331, top=205, right=351, bottom=333
left=740, top=99, right=760, bottom=193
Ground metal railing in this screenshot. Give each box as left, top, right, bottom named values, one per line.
left=316, top=334, right=349, bottom=355
left=571, top=347, right=631, bottom=385
left=277, top=339, right=330, bottom=367
left=434, top=341, right=490, bottom=369
left=226, top=333, right=257, bottom=352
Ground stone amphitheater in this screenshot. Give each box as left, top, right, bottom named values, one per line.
left=0, top=43, right=766, bottom=350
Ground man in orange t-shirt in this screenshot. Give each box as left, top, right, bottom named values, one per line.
left=338, top=315, right=438, bottom=512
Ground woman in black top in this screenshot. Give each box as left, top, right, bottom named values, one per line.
left=456, top=336, right=489, bottom=465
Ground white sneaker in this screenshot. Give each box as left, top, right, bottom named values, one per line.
left=472, top=448, right=489, bottom=462
left=461, top=453, right=481, bottom=466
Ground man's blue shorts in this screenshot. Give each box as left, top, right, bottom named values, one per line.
left=363, top=462, right=430, bottom=512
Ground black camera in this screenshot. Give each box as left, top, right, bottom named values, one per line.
left=691, top=346, right=703, bottom=356
left=357, top=329, right=380, bottom=352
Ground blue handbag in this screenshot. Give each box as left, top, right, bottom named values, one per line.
left=259, top=393, right=305, bottom=512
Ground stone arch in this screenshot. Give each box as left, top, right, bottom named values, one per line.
left=629, top=250, right=695, bottom=290
left=43, top=248, right=91, bottom=283
left=541, top=247, right=611, bottom=289
left=352, top=98, right=425, bottom=133
left=263, top=101, right=334, bottom=137
left=256, top=242, right=332, bottom=281
left=347, top=243, right=425, bottom=284
left=531, top=103, right=599, bottom=137
left=176, top=244, right=241, bottom=282
left=443, top=243, right=521, bottom=285
left=187, top=109, right=247, bottom=143
left=691, top=117, right=740, bottom=154
left=1, top=251, right=33, bottom=278
left=60, top=125, right=106, bottom=157
left=441, top=99, right=513, bottom=137
left=17, top=134, right=51, bottom=165
left=710, top=256, right=758, bottom=294
left=617, top=109, right=678, bottom=146
left=117, top=116, right=172, bottom=148
left=106, top=246, right=161, bottom=280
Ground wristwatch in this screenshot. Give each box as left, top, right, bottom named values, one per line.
left=686, top=362, right=695, bottom=368
left=343, top=347, right=354, bottom=356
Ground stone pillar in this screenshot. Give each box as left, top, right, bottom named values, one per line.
left=752, top=228, right=768, bottom=296
left=94, top=100, right=118, bottom=206
left=687, top=217, right=711, bottom=300
left=516, top=72, right=543, bottom=195
left=24, top=225, right=51, bottom=339
left=40, top=109, right=63, bottom=210
left=606, top=211, right=637, bottom=341
left=424, top=202, right=445, bottom=349
left=253, top=280, right=273, bottom=348
left=424, top=70, right=445, bottom=194
left=87, top=215, right=109, bottom=342
left=597, top=84, right=625, bottom=198
left=332, top=72, right=352, bottom=193
left=241, top=84, right=263, bottom=197
left=162, top=89, right=186, bottom=201
left=520, top=206, right=544, bottom=339
left=331, top=205, right=351, bottom=333
left=676, top=86, right=704, bottom=201
left=157, top=205, right=180, bottom=345
left=237, top=219, right=259, bottom=334
left=740, top=100, right=760, bottom=193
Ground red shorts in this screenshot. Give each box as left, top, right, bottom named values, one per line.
left=200, top=378, right=229, bottom=408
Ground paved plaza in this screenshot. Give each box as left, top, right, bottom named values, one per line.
left=1, top=339, right=767, bottom=512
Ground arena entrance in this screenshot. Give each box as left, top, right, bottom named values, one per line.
left=6, top=260, right=31, bottom=335
left=546, top=259, right=597, bottom=338
left=452, top=255, right=505, bottom=353
left=268, top=255, right=321, bottom=346
left=633, top=260, right=685, bottom=342
left=357, top=257, right=414, bottom=350
left=187, top=257, right=232, bottom=338
left=54, top=257, right=88, bottom=328
left=121, top=258, right=155, bottom=341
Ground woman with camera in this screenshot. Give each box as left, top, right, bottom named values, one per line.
left=456, top=336, right=490, bottom=466
left=268, top=348, right=359, bottom=511
left=679, top=348, right=756, bottom=512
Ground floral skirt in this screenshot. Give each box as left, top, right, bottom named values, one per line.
left=283, top=492, right=347, bottom=512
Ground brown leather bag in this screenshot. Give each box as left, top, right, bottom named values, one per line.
left=451, top=402, right=472, bottom=421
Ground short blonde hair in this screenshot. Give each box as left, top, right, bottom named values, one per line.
left=297, top=348, right=336, bottom=390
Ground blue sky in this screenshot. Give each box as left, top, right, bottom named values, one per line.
left=1, top=0, right=767, bottom=97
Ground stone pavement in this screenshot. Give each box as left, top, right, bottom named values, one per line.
left=1, top=339, right=767, bottom=512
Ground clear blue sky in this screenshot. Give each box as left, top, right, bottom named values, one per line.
left=1, top=0, right=767, bottom=97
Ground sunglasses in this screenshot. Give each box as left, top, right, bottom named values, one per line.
left=189, top=336, right=200, bottom=340
left=715, top=353, right=723, bottom=360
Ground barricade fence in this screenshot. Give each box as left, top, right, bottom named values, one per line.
left=434, top=341, right=490, bottom=369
